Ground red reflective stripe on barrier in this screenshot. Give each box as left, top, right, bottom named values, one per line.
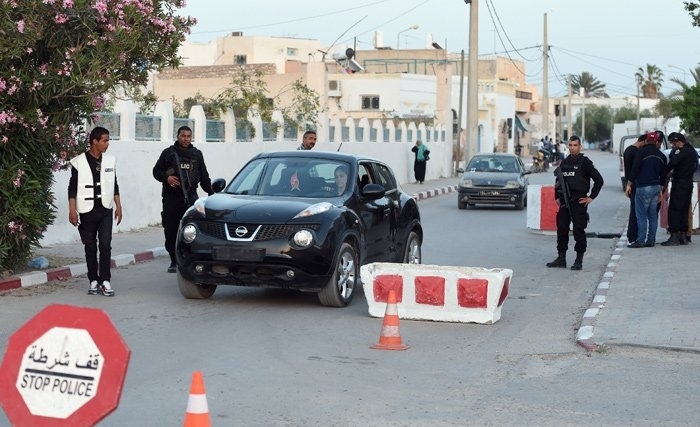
left=373, top=274, right=403, bottom=302
left=540, top=186, right=558, bottom=231
left=414, top=276, right=445, bottom=306
left=497, top=276, right=509, bottom=307
left=457, top=278, right=488, bottom=308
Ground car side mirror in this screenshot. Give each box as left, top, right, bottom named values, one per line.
left=211, top=178, right=226, bottom=193
left=456, top=167, right=465, bottom=174
left=361, top=183, right=385, bottom=200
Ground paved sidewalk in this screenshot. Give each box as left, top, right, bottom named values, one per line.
left=2, top=175, right=698, bottom=354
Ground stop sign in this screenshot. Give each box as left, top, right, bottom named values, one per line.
left=0, top=304, right=130, bottom=426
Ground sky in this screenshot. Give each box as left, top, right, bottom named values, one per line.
left=179, top=0, right=699, bottom=98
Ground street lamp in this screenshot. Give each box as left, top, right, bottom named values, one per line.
left=668, top=64, right=686, bottom=84
left=396, top=25, right=419, bottom=49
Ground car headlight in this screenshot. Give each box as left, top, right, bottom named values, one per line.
left=505, top=180, right=521, bottom=189
left=182, top=223, right=197, bottom=243
left=293, top=202, right=333, bottom=218
left=293, top=229, right=314, bottom=247
left=460, top=179, right=473, bottom=188
left=193, top=197, right=207, bottom=215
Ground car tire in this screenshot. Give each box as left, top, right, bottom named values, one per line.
left=177, top=270, right=217, bottom=299
left=403, top=231, right=422, bottom=264
left=515, top=199, right=525, bottom=210
left=458, top=199, right=467, bottom=210
left=318, top=242, right=358, bottom=307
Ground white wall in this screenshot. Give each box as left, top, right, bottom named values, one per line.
left=42, top=139, right=453, bottom=246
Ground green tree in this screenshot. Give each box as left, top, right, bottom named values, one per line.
left=575, top=104, right=654, bottom=141
left=570, top=72, right=608, bottom=98
left=673, top=84, right=700, bottom=136
left=210, top=66, right=321, bottom=137
left=685, top=1, right=700, bottom=26
left=0, top=0, right=194, bottom=272
left=635, top=64, right=664, bottom=98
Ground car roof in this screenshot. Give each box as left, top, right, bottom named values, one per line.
left=471, top=153, right=519, bottom=158
left=252, top=150, right=380, bottom=163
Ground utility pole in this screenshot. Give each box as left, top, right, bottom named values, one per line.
left=567, top=74, right=572, bottom=139
left=465, top=0, right=479, bottom=164
left=580, top=87, right=586, bottom=143
left=541, top=13, right=549, bottom=139
left=456, top=49, right=465, bottom=173
left=636, top=83, right=641, bottom=134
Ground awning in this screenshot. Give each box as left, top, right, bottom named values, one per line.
left=514, top=115, right=530, bottom=132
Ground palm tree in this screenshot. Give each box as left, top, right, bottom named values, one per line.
left=667, top=65, right=700, bottom=99
left=569, top=72, right=607, bottom=98
left=635, top=64, right=663, bottom=98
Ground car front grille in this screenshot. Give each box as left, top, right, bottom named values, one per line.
left=195, top=220, right=319, bottom=241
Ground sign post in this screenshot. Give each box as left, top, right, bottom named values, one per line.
left=0, top=304, right=130, bottom=426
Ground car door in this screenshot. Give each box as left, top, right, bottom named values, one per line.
left=371, top=162, right=402, bottom=259
left=357, top=162, right=394, bottom=263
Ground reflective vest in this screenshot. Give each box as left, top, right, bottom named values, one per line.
left=70, top=153, right=116, bottom=213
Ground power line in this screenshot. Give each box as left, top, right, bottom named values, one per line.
left=486, top=0, right=538, bottom=62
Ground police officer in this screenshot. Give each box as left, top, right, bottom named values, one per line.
left=661, top=132, right=698, bottom=246
left=153, top=126, right=213, bottom=272
left=546, top=135, right=604, bottom=270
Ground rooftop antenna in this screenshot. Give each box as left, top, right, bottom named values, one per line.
left=319, top=15, right=367, bottom=62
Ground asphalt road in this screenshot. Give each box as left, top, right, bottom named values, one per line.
left=1, top=150, right=699, bottom=426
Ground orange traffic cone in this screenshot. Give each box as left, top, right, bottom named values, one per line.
left=183, top=371, right=211, bottom=427
left=370, top=289, right=409, bottom=350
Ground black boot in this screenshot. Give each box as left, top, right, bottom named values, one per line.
left=571, top=252, right=583, bottom=271
left=546, top=252, right=567, bottom=268
left=679, top=233, right=688, bottom=245
left=167, top=254, right=177, bottom=273
left=661, top=232, right=680, bottom=247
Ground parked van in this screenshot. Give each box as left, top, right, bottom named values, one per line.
left=618, top=132, right=670, bottom=191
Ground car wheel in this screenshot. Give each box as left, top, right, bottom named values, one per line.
left=318, top=242, right=358, bottom=307
left=177, top=270, right=217, bottom=299
left=458, top=199, right=467, bottom=209
left=403, top=231, right=421, bottom=264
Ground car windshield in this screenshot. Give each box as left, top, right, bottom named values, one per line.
left=225, top=158, right=353, bottom=197
left=466, top=156, right=518, bottom=173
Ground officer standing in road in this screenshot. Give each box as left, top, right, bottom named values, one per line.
left=661, top=132, right=698, bottom=246
left=546, top=135, right=604, bottom=271
left=297, top=130, right=317, bottom=150
left=153, top=126, right=213, bottom=273
left=622, top=134, right=646, bottom=245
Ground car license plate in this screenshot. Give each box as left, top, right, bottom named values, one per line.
left=480, top=190, right=500, bottom=196
left=212, top=246, right=265, bottom=262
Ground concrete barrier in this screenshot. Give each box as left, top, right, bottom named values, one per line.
left=526, top=185, right=558, bottom=235
left=360, top=263, right=513, bottom=324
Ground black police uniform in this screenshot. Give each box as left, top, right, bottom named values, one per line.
left=552, top=153, right=604, bottom=268
left=665, top=142, right=698, bottom=238
left=152, top=143, right=213, bottom=267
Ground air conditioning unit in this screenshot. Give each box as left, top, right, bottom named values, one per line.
left=328, top=80, right=341, bottom=97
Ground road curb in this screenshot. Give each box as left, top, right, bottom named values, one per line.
left=0, top=248, right=165, bottom=292
left=0, top=184, right=457, bottom=293
left=575, top=231, right=626, bottom=351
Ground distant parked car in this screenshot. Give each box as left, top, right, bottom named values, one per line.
left=175, top=151, right=423, bottom=307
left=599, top=139, right=611, bottom=151
left=456, top=153, right=530, bottom=210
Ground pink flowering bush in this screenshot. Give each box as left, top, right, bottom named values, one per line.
left=0, top=0, right=194, bottom=272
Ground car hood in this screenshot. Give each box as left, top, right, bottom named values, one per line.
left=461, top=171, right=522, bottom=186
left=196, top=193, right=325, bottom=223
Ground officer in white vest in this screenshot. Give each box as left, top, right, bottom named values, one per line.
left=68, top=126, right=123, bottom=296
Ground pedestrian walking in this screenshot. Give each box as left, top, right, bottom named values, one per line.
left=297, top=130, right=317, bottom=150
left=546, top=135, right=604, bottom=271
left=152, top=126, right=213, bottom=273
left=625, top=132, right=667, bottom=248
left=661, top=132, right=698, bottom=246
left=411, top=140, right=430, bottom=184
left=68, top=126, right=122, bottom=296
left=622, top=134, right=647, bottom=244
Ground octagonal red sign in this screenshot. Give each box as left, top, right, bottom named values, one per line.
left=0, top=304, right=130, bottom=427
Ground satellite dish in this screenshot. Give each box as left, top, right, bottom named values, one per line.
left=345, top=48, right=355, bottom=60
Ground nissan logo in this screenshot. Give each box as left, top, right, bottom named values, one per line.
left=235, top=226, right=248, bottom=237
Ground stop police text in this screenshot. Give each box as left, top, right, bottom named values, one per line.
left=21, top=374, right=94, bottom=397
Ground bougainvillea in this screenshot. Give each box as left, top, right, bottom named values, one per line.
left=0, top=0, right=194, bottom=272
